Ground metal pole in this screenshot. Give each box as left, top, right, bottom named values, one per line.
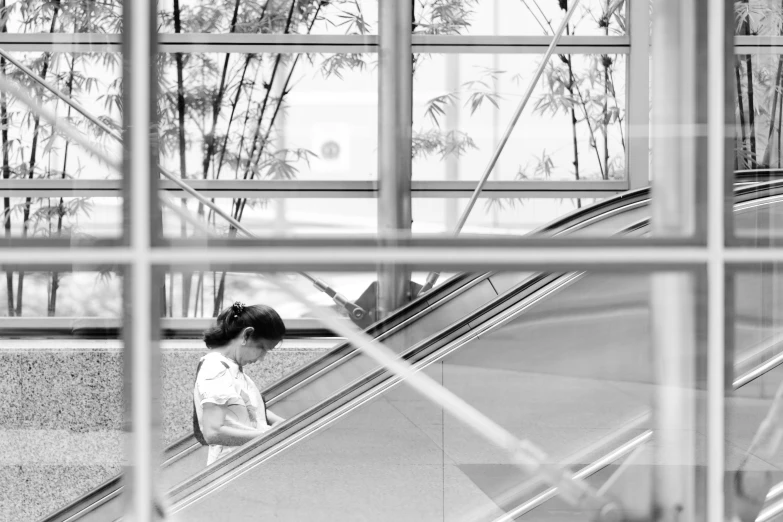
left=650, top=0, right=708, bottom=519
left=707, top=1, right=733, bottom=521
left=377, top=0, right=412, bottom=318
left=627, top=0, right=650, bottom=190
left=418, top=0, right=582, bottom=296
left=122, top=0, right=161, bottom=520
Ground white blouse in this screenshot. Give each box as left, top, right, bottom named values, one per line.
left=193, top=351, right=269, bottom=465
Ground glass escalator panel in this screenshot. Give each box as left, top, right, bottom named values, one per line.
left=167, top=271, right=693, bottom=521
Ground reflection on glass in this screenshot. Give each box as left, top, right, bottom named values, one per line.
left=161, top=197, right=377, bottom=238
left=0, top=1, right=122, bottom=33
left=0, top=269, right=124, bottom=521
left=413, top=196, right=604, bottom=235
left=153, top=271, right=704, bottom=521
left=24, top=266, right=715, bottom=520
left=413, top=54, right=627, bottom=182
left=0, top=52, right=121, bottom=178
left=158, top=270, right=453, bottom=320
left=413, top=0, right=626, bottom=36
left=731, top=266, right=783, bottom=521
left=0, top=51, right=122, bottom=243
left=0, top=269, right=121, bottom=317
left=3, top=197, right=122, bottom=240
left=158, top=52, right=376, bottom=184
left=734, top=53, right=782, bottom=172
left=157, top=0, right=378, bottom=35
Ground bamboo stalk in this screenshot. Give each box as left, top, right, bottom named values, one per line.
left=736, top=58, right=749, bottom=167
left=601, top=0, right=609, bottom=179
left=16, top=3, right=60, bottom=316
left=1, top=0, right=13, bottom=316
left=778, top=76, right=782, bottom=168
left=565, top=25, right=581, bottom=209
left=173, top=0, right=193, bottom=316
left=49, top=53, right=76, bottom=317
left=197, top=0, right=242, bottom=225
left=747, top=54, right=758, bottom=166
left=740, top=1, right=757, bottom=166
left=607, top=67, right=625, bottom=150
left=217, top=1, right=323, bottom=305
left=230, top=0, right=299, bottom=219
left=762, top=57, right=783, bottom=167
left=216, top=0, right=300, bottom=310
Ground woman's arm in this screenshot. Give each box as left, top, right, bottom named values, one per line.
left=201, top=403, right=270, bottom=446
left=267, top=409, right=285, bottom=426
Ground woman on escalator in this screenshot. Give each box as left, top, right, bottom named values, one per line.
left=193, top=302, right=287, bottom=466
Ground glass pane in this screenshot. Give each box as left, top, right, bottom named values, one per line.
left=162, top=196, right=617, bottom=239
left=158, top=0, right=378, bottom=35
left=733, top=53, right=781, bottom=173
left=413, top=196, right=606, bottom=235
left=148, top=270, right=705, bottom=520
left=158, top=52, right=376, bottom=183
left=0, top=269, right=121, bottom=317
left=413, top=53, right=627, bottom=182
left=0, top=268, right=124, bottom=521
left=413, top=0, right=626, bottom=36
left=3, top=196, right=121, bottom=240
left=0, top=51, right=123, bottom=243
left=0, top=1, right=122, bottom=33
left=730, top=265, right=783, bottom=522
left=161, top=197, right=377, bottom=238
left=1, top=53, right=121, bottom=171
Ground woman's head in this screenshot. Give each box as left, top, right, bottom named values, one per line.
left=203, top=302, right=286, bottom=365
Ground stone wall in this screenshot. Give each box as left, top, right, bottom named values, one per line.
left=0, top=339, right=334, bottom=522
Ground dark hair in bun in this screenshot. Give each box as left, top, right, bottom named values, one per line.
left=202, top=302, right=286, bottom=348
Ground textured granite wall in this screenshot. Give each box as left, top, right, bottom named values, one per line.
left=0, top=339, right=333, bottom=522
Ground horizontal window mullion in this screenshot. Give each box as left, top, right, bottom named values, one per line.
left=0, top=316, right=332, bottom=334
left=0, top=33, right=631, bottom=54
left=413, top=45, right=629, bottom=55
left=0, top=245, right=778, bottom=269
left=0, top=179, right=628, bottom=198
left=5, top=246, right=783, bottom=268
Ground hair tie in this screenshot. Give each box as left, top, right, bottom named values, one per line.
left=231, top=301, right=245, bottom=319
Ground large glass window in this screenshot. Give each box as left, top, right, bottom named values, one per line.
left=412, top=53, right=627, bottom=182
left=0, top=1, right=755, bottom=521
